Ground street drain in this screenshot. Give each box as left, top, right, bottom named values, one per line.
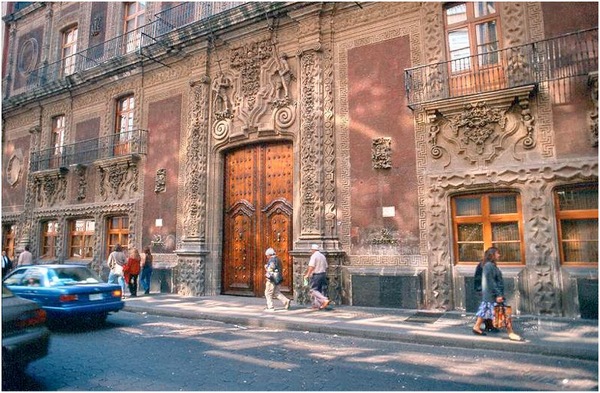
left=405, top=312, right=444, bottom=323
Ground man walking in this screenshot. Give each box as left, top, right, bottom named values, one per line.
left=304, top=244, right=330, bottom=309
left=17, top=245, right=33, bottom=267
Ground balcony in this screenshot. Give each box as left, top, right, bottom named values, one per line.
left=405, top=28, right=598, bottom=109
left=30, top=129, right=148, bottom=172
left=5, top=2, right=248, bottom=104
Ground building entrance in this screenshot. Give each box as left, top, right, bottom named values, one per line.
left=222, top=142, right=293, bottom=297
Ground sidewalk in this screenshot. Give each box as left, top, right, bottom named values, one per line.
left=122, top=294, right=598, bottom=361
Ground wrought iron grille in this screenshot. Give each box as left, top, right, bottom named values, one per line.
left=12, top=2, right=246, bottom=97
left=30, top=129, right=148, bottom=172
left=405, top=28, right=598, bottom=108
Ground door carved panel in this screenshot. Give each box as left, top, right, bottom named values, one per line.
left=223, top=142, right=293, bottom=297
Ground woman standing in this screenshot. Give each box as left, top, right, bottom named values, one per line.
left=140, top=247, right=153, bottom=295
left=472, top=247, right=521, bottom=341
left=124, top=248, right=141, bottom=297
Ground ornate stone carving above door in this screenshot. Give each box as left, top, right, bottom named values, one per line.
left=423, top=85, right=536, bottom=168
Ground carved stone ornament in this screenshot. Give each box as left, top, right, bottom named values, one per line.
left=90, top=15, right=103, bottom=37
left=424, top=85, right=536, bottom=167
left=18, top=38, right=39, bottom=74
left=97, top=157, right=139, bottom=201
left=33, top=168, right=68, bottom=208
left=6, top=149, right=23, bottom=186
left=372, top=137, right=392, bottom=169
left=75, top=165, right=87, bottom=200
left=589, top=72, right=598, bottom=147
left=155, top=168, right=166, bottom=193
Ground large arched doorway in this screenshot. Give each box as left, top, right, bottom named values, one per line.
left=222, top=142, right=293, bottom=297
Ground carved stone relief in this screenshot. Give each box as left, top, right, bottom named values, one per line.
left=75, top=165, right=87, bottom=200
left=155, top=168, right=166, bottom=193
left=33, top=169, right=68, bottom=208
left=6, top=149, right=24, bottom=186
left=424, top=86, right=536, bottom=168
left=216, top=39, right=298, bottom=137
left=183, top=77, right=210, bottom=241
left=372, top=137, right=392, bottom=169
left=589, top=73, right=598, bottom=147
left=176, top=257, right=205, bottom=296
left=97, top=158, right=139, bottom=201
left=299, top=50, right=323, bottom=236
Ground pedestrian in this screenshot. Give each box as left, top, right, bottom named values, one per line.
left=474, top=258, right=497, bottom=333
left=2, top=250, right=13, bottom=277
left=472, top=247, right=521, bottom=341
left=303, top=244, right=330, bottom=310
left=140, top=247, right=153, bottom=295
left=124, top=248, right=141, bottom=297
left=17, top=245, right=33, bottom=267
left=107, top=244, right=127, bottom=297
left=264, top=248, right=291, bottom=312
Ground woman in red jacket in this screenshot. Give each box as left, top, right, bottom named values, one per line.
left=124, top=248, right=141, bottom=297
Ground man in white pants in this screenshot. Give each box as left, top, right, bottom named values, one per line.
left=304, top=244, right=330, bottom=309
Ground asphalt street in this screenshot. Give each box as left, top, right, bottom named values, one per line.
left=4, top=311, right=597, bottom=391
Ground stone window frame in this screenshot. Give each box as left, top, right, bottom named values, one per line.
left=451, top=191, right=525, bottom=265
left=553, top=183, right=598, bottom=266
left=60, top=24, right=78, bottom=76
left=40, top=220, right=59, bottom=260
left=444, top=2, right=503, bottom=75
left=67, top=218, right=96, bottom=260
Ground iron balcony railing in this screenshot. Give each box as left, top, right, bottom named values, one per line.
left=405, top=28, right=598, bottom=108
left=30, top=129, right=148, bottom=172
left=13, top=2, right=245, bottom=97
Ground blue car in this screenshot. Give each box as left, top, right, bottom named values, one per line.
left=3, top=265, right=124, bottom=327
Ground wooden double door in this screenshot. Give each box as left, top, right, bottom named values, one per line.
left=222, top=142, right=293, bottom=297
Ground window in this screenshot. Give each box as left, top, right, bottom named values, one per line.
left=452, top=192, right=523, bottom=264
left=124, top=2, right=146, bottom=53
left=114, top=95, right=135, bottom=155
left=62, top=26, right=78, bottom=76
left=69, top=219, right=95, bottom=259
left=106, top=216, right=129, bottom=258
left=445, top=2, right=500, bottom=72
left=2, top=224, right=16, bottom=260
left=555, top=184, right=598, bottom=265
left=41, top=221, right=59, bottom=260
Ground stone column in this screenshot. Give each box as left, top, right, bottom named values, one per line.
left=175, top=75, right=211, bottom=296
left=289, top=5, right=344, bottom=303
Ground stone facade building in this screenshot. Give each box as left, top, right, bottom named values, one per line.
left=2, top=2, right=597, bottom=318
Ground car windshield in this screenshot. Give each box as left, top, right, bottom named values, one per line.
left=48, top=267, right=102, bottom=286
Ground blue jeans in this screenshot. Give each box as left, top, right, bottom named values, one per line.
left=140, top=267, right=152, bottom=292
left=310, top=272, right=327, bottom=296
left=108, top=272, right=126, bottom=295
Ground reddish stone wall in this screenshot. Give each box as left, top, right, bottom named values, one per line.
left=347, top=36, right=419, bottom=253
left=2, top=136, right=28, bottom=208
left=551, top=75, right=597, bottom=159
left=541, top=2, right=598, bottom=37
left=143, top=95, right=182, bottom=251
left=72, top=117, right=100, bottom=204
